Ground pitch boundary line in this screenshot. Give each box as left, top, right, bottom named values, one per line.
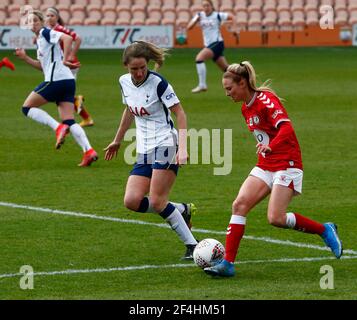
left=1, top=201, right=356, bottom=255
left=1, top=255, right=357, bottom=280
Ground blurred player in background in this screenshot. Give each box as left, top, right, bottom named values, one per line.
left=46, top=7, right=94, bottom=127
left=204, top=61, right=343, bottom=277
left=187, top=0, right=237, bottom=93
left=15, top=10, right=98, bottom=167
left=104, top=41, right=198, bottom=260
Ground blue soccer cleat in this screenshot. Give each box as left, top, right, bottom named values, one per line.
left=204, top=259, right=235, bottom=277
left=321, top=223, right=343, bottom=259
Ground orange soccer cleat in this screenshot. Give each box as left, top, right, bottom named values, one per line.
left=78, top=148, right=98, bottom=167
left=0, top=57, right=15, bottom=71
left=55, top=124, right=70, bottom=149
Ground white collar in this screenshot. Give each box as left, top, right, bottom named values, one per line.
left=246, top=92, right=257, bottom=107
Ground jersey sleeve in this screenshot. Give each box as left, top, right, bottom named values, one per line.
left=118, top=78, right=127, bottom=105
left=218, top=12, right=229, bottom=22
left=157, top=80, right=180, bottom=108
left=55, top=25, right=78, bottom=40
left=41, top=28, right=62, bottom=45
left=260, top=92, right=290, bottom=128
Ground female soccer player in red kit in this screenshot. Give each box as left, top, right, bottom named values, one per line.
left=204, top=61, right=343, bottom=277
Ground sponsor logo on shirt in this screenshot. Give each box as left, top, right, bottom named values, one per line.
left=128, top=106, right=150, bottom=117
left=165, top=92, right=176, bottom=100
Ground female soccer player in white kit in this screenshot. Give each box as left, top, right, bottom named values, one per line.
left=104, top=41, right=198, bottom=260
left=204, top=61, right=343, bottom=277
left=45, top=7, right=95, bottom=127
left=187, top=0, right=237, bottom=93
left=15, top=11, right=97, bottom=167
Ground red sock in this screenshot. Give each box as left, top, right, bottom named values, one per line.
left=291, top=213, right=325, bottom=235
left=224, top=223, right=245, bottom=263
left=79, top=108, right=90, bottom=120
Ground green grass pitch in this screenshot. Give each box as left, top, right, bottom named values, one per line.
left=0, top=47, right=357, bottom=300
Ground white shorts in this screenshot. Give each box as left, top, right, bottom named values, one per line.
left=249, top=166, right=303, bottom=195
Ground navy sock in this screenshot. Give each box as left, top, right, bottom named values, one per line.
left=137, top=197, right=149, bottom=213
left=62, top=119, right=75, bottom=127
left=22, top=106, right=30, bottom=116
left=159, top=203, right=175, bottom=219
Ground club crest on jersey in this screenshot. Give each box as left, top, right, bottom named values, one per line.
left=249, top=116, right=260, bottom=126
left=129, top=106, right=150, bottom=117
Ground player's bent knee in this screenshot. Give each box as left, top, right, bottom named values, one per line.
left=22, top=106, right=30, bottom=116
left=124, top=196, right=142, bottom=212
left=267, top=213, right=285, bottom=227
left=149, top=196, right=166, bottom=213
left=232, top=198, right=250, bottom=215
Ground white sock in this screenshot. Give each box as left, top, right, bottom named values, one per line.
left=286, top=212, right=296, bottom=229
left=166, top=208, right=197, bottom=245
left=27, top=108, right=59, bottom=130
left=196, top=62, right=207, bottom=88
left=69, top=123, right=92, bottom=152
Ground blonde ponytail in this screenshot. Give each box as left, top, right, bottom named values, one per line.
left=224, top=61, right=278, bottom=97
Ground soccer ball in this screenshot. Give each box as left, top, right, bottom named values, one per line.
left=193, top=238, right=225, bottom=269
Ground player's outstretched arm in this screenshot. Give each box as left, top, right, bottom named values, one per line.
left=227, top=13, right=238, bottom=36
left=187, top=14, right=199, bottom=30
left=14, top=48, right=42, bottom=71
left=104, top=108, right=134, bottom=161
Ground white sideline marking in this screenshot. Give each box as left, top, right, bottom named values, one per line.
left=1, top=201, right=357, bottom=255
left=1, top=255, right=356, bottom=280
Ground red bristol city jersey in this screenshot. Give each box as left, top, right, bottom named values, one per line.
left=54, top=25, right=80, bottom=65
left=241, top=91, right=303, bottom=171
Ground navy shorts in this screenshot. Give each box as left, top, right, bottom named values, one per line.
left=207, top=41, right=225, bottom=61
left=34, top=79, right=75, bottom=104
left=130, top=145, right=179, bottom=178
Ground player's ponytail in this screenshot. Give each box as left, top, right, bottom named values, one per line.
left=224, top=61, right=278, bottom=97
left=123, top=40, right=169, bottom=70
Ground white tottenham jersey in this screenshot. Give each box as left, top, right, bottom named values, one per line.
left=195, top=11, right=228, bottom=47
left=119, top=71, right=180, bottom=154
left=36, top=28, right=74, bottom=82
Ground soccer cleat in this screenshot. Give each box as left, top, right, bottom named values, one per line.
left=78, top=148, right=98, bottom=167
left=191, top=86, right=207, bottom=93
left=182, top=203, right=197, bottom=230
left=79, top=117, right=94, bottom=127
left=321, top=223, right=343, bottom=259
left=0, top=57, right=15, bottom=71
left=181, top=244, right=196, bottom=261
left=55, top=124, right=69, bottom=149
left=204, top=259, right=235, bottom=277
